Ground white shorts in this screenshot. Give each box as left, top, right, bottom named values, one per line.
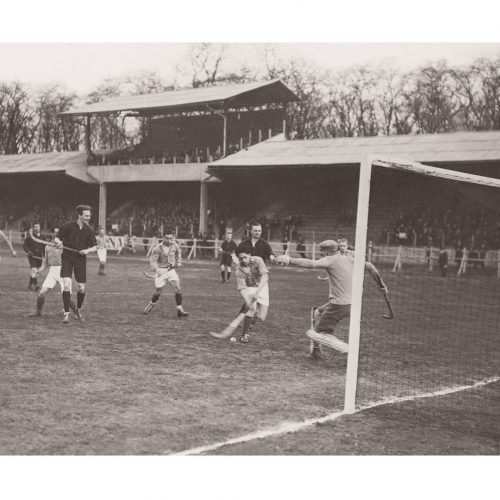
left=42, top=266, right=72, bottom=292
left=97, top=248, right=107, bottom=263
left=154, top=268, right=179, bottom=288
left=240, top=283, right=270, bottom=307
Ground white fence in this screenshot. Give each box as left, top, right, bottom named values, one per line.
left=6, top=231, right=499, bottom=276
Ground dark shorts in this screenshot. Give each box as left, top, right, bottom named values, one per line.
left=28, top=256, right=41, bottom=269
left=220, top=253, right=233, bottom=267
left=316, top=302, right=351, bottom=335
left=61, top=253, right=87, bottom=283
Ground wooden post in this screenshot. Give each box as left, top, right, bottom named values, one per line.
left=345, top=156, right=373, bottom=414
left=222, top=113, right=227, bottom=157
left=268, top=128, right=272, bottom=139
left=258, top=129, right=262, bottom=143
left=282, top=119, right=286, bottom=137
left=199, top=182, right=208, bottom=235
left=98, top=182, right=107, bottom=231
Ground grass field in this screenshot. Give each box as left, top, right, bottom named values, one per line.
left=1, top=249, right=499, bottom=455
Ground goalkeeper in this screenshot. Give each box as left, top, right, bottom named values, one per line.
left=143, top=231, right=189, bottom=318
left=275, top=239, right=387, bottom=359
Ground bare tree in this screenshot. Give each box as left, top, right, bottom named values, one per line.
left=410, top=61, right=461, bottom=133
left=33, top=85, right=81, bottom=152
left=322, top=66, right=379, bottom=137
left=0, top=82, right=38, bottom=154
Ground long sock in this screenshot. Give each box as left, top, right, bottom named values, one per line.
left=29, top=277, right=34, bottom=286
left=227, top=271, right=231, bottom=280
left=77, top=292, right=85, bottom=309
left=69, top=299, right=77, bottom=313
left=33, top=278, right=38, bottom=287
left=175, top=292, right=182, bottom=307
left=220, top=271, right=225, bottom=281
left=151, top=292, right=160, bottom=303
left=36, top=295, right=45, bottom=313
left=62, top=291, right=71, bottom=313
left=242, top=315, right=253, bottom=335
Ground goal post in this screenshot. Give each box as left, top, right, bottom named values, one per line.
left=344, top=155, right=500, bottom=414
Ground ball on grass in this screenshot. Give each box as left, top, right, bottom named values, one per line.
left=229, top=337, right=237, bottom=343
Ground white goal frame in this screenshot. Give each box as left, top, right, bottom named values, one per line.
left=344, top=156, right=500, bottom=414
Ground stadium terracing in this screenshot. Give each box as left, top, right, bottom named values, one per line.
left=1, top=78, right=500, bottom=240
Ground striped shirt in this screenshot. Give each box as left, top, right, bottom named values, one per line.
left=236, top=256, right=268, bottom=291
left=149, top=241, right=182, bottom=269
left=44, top=245, right=63, bottom=267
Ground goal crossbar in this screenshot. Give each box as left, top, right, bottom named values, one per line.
left=373, top=157, right=500, bottom=188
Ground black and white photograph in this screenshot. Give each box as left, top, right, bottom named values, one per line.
left=1, top=2, right=499, bottom=499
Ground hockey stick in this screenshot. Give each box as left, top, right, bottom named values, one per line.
left=382, top=291, right=395, bottom=320
left=209, top=313, right=246, bottom=339
left=28, top=231, right=81, bottom=254
left=143, top=266, right=174, bottom=279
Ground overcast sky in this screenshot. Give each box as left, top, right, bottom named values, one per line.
left=1, top=43, right=500, bottom=95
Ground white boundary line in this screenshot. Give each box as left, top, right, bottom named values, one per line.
left=171, top=376, right=499, bottom=456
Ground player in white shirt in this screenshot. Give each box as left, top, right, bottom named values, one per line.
left=143, top=231, right=189, bottom=318
left=96, top=228, right=108, bottom=276
left=276, top=239, right=387, bottom=359
left=28, top=229, right=77, bottom=317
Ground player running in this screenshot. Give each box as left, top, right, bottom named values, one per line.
left=229, top=244, right=270, bottom=343
left=28, top=228, right=77, bottom=317
left=57, top=205, right=97, bottom=324
left=276, top=239, right=388, bottom=359
left=218, top=231, right=237, bottom=283
left=143, top=231, right=189, bottom=318
left=23, top=223, right=45, bottom=291
left=96, top=227, right=109, bottom=276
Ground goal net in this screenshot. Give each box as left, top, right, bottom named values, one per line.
left=345, top=157, right=500, bottom=416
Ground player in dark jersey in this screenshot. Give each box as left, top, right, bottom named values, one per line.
left=57, top=205, right=97, bottom=324
left=23, top=223, right=45, bottom=290
left=218, top=231, right=237, bottom=283
left=237, top=223, right=275, bottom=264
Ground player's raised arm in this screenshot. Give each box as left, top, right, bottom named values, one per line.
left=365, top=261, right=388, bottom=293
left=149, top=244, right=160, bottom=270
left=0, top=230, right=16, bottom=256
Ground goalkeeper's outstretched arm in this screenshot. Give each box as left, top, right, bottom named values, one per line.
left=281, top=256, right=331, bottom=269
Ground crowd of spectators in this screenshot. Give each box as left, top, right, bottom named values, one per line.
left=384, top=203, right=500, bottom=250
left=241, top=213, right=304, bottom=242
left=0, top=201, right=76, bottom=233
left=111, top=199, right=199, bottom=238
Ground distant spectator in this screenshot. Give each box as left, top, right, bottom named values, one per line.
left=438, top=246, right=449, bottom=277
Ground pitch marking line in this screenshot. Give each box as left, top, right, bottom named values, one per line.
left=171, top=376, right=499, bottom=456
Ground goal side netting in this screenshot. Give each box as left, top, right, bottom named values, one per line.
left=345, top=157, right=500, bottom=415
